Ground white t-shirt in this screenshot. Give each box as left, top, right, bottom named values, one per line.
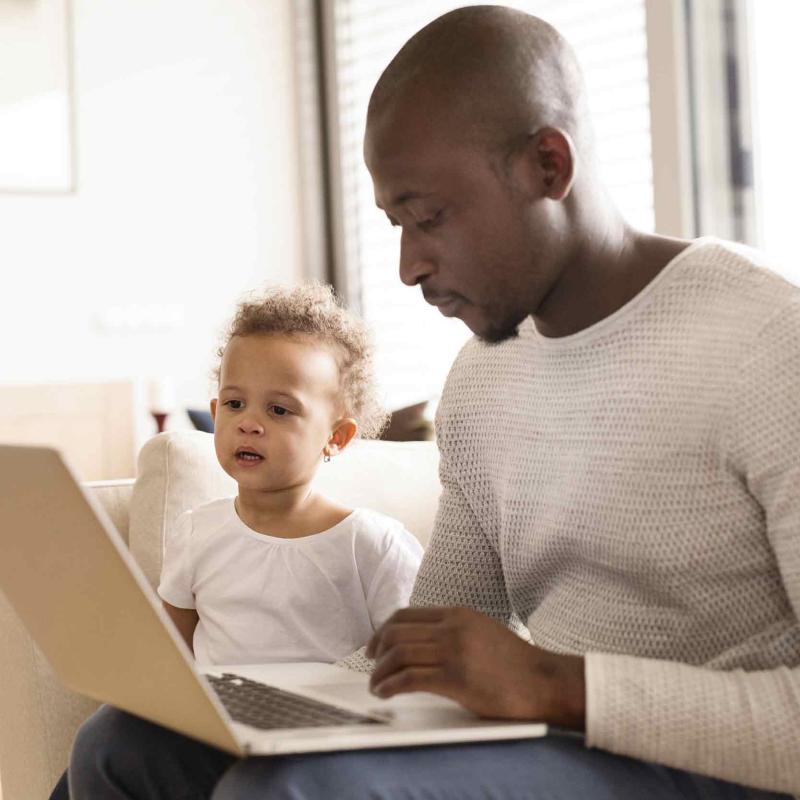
left=157, top=498, right=423, bottom=665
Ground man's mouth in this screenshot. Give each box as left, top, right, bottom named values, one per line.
left=428, top=295, right=461, bottom=318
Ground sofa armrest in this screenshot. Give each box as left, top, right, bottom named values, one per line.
left=0, top=590, right=101, bottom=800
left=86, top=479, right=134, bottom=545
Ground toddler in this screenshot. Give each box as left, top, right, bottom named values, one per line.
left=157, top=283, right=423, bottom=665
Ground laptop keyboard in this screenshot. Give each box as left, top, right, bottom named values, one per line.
left=205, top=672, right=383, bottom=731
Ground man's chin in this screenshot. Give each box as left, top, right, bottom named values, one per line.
left=477, top=326, right=520, bottom=345
left=468, top=308, right=525, bottom=345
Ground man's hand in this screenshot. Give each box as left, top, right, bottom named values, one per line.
left=366, top=607, right=586, bottom=730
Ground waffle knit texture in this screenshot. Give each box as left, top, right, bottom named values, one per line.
left=409, top=239, right=800, bottom=795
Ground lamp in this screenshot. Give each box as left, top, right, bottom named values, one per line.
left=148, top=378, right=175, bottom=434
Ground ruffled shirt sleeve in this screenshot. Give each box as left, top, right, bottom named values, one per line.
left=157, top=510, right=196, bottom=609
left=365, top=525, right=424, bottom=630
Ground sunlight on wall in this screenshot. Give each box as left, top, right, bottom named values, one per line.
left=0, top=0, right=305, bottom=448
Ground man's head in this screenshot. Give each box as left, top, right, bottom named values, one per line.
left=364, top=5, right=599, bottom=342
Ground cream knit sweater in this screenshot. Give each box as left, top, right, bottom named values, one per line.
left=411, top=239, right=800, bottom=795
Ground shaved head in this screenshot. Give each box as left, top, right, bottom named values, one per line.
left=368, top=5, right=593, bottom=164
left=363, top=6, right=621, bottom=345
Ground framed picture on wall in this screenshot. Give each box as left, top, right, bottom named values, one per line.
left=0, top=0, right=75, bottom=193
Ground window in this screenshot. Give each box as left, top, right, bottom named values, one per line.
left=749, top=1, right=800, bottom=281
left=321, top=1, right=661, bottom=410
left=682, top=0, right=800, bottom=283
left=684, top=0, right=757, bottom=245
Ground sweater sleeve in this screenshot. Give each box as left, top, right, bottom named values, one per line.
left=586, top=299, right=800, bottom=795
left=157, top=510, right=195, bottom=609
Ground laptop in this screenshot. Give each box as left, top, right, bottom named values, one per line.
left=0, top=445, right=548, bottom=756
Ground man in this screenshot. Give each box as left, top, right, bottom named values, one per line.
left=65, top=6, right=799, bottom=799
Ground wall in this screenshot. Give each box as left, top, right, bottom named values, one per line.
left=0, top=0, right=307, bottom=449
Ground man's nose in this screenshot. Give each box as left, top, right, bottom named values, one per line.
left=399, top=229, right=435, bottom=287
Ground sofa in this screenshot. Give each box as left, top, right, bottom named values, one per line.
left=0, top=431, right=441, bottom=800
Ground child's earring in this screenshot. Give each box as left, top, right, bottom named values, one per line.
left=323, top=448, right=331, bottom=463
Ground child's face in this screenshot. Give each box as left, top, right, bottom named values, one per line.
left=211, top=333, right=350, bottom=492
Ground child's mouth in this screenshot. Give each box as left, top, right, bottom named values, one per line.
left=235, top=449, right=264, bottom=464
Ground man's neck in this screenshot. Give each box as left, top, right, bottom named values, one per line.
left=533, top=219, right=690, bottom=339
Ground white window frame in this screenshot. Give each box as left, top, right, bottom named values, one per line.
left=644, top=0, right=695, bottom=239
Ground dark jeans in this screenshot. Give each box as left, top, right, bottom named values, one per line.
left=51, top=705, right=792, bottom=800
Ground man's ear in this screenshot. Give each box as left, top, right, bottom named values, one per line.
left=534, top=127, right=576, bottom=201
left=513, top=127, right=575, bottom=202
left=210, top=398, right=218, bottom=419
left=324, top=418, right=358, bottom=459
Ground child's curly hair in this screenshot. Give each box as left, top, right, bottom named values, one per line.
left=214, top=283, right=388, bottom=439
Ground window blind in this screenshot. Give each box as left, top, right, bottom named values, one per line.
left=326, top=0, right=654, bottom=410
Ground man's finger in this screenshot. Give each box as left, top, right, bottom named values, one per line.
left=366, top=614, right=447, bottom=658
left=370, top=666, right=445, bottom=699
left=384, top=607, right=450, bottom=623
left=369, top=621, right=444, bottom=659
left=369, top=642, right=442, bottom=689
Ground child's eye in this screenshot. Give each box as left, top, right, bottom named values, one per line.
left=223, top=400, right=243, bottom=410
left=270, top=405, right=289, bottom=416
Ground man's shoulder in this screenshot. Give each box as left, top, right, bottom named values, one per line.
left=440, top=325, right=536, bottom=404
left=434, top=329, right=537, bottom=462
left=671, top=241, right=800, bottom=363
left=680, top=238, right=800, bottom=316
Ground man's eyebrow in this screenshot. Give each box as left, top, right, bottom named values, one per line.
left=376, top=191, right=433, bottom=210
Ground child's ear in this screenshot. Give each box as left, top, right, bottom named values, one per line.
left=210, top=398, right=218, bottom=419
left=325, top=418, right=358, bottom=458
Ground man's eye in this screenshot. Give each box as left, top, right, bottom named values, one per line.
left=223, top=400, right=243, bottom=410
left=416, top=210, right=443, bottom=232
left=270, top=405, right=289, bottom=416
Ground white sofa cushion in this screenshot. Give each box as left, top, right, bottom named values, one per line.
left=129, top=431, right=441, bottom=589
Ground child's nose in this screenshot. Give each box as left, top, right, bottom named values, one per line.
left=238, top=417, right=264, bottom=435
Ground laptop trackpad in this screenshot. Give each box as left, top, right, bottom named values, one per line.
left=303, top=681, right=471, bottom=722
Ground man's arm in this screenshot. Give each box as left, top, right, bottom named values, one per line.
left=584, top=655, right=800, bottom=794
left=583, top=300, right=800, bottom=795
left=410, top=449, right=524, bottom=628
